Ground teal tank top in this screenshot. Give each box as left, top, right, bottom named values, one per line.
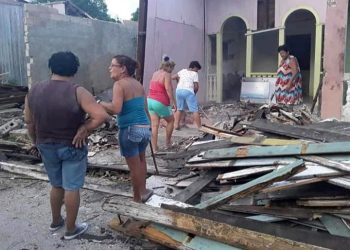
left=117, top=96, right=150, bottom=128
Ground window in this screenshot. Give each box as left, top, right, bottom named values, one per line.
left=257, top=0, right=275, bottom=30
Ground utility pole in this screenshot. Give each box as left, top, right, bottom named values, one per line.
left=136, top=0, right=148, bottom=84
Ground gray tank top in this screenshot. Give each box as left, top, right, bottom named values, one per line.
left=28, top=80, right=85, bottom=145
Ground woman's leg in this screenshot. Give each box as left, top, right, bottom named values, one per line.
left=163, top=114, right=174, bottom=147
left=125, top=155, right=143, bottom=202
left=150, top=114, right=160, bottom=152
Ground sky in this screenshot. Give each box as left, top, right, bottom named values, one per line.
left=105, top=0, right=139, bottom=20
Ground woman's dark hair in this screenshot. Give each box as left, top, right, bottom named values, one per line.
left=113, top=55, right=138, bottom=77
left=48, top=51, right=80, bottom=76
left=189, top=61, right=201, bottom=70
left=278, top=44, right=290, bottom=53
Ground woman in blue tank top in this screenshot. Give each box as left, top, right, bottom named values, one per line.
left=99, top=55, right=153, bottom=203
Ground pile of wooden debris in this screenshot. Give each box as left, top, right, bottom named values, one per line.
left=2, top=100, right=350, bottom=249
left=102, top=105, right=350, bottom=250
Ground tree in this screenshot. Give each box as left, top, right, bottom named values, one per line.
left=34, top=0, right=116, bottom=22
left=131, top=7, right=139, bottom=22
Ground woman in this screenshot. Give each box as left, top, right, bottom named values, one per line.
left=100, top=55, right=153, bottom=203
left=173, top=61, right=202, bottom=129
left=275, top=45, right=303, bottom=105
left=147, top=57, right=176, bottom=152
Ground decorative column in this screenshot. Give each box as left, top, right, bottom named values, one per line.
left=278, top=27, right=285, bottom=65
left=246, top=30, right=252, bottom=77
left=216, top=31, right=223, bottom=103
left=312, top=23, right=323, bottom=97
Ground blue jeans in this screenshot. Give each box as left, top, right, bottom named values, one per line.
left=118, top=125, right=151, bottom=157
left=37, top=143, right=88, bottom=191
left=176, top=89, right=198, bottom=112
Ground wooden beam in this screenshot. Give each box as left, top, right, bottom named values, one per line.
left=0, top=161, right=132, bottom=197
left=231, top=135, right=303, bottom=146
left=103, top=196, right=331, bottom=250
left=299, top=155, right=350, bottom=173
left=261, top=177, right=329, bottom=193
left=219, top=205, right=316, bottom=220
left=329, top=177, right=350, bottom=190
left=174, top=170, right=220, bottom=202
left=203, top=142, right=350, bottom=160
left=186, top=153, right=297, bottom=167
left=248, top=119, right=350, bottom=142
left=195, top=160, right=305, bottom=209
left=297, top=199, right=350, bottom=207
left=217, top=166, right=276, bottom=181
left=109, top=218, right=239, bottom=250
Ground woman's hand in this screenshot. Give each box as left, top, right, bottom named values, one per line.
left=172, top=104, right=177, bottom=112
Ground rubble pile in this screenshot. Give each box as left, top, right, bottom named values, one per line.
left=2, top=99, right=350, bottom=249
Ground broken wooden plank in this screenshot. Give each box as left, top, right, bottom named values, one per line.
left=162, top=204, right=350, bottom=250
left=288, top=164, right=343, bottom=180
left=328, top=177, right=350, bottom=190
left=186, top=139, right=235, bottom=151
left=195, top=160, right=305, bottom=209
left=103, top=196, right=331, bottom=250
left=186, top=152, right=297, bottom=166
left=299, top=155, right=350, bottom=173
left=246, top=214, right=286, bottom=223
left=249, top=119, right=350, bottom=142
left=230, top=135, right=303, bottom=146
left=219, top=205, right=317, bottom=220
left=199, top=124, right=241, bottom=138
left=217, top=166, right=276, bottom=181
left=109, top=218, right=238, bottom=250
left=174, top=170, right=220, bottom=202
left=0, top=161, right=132, bottom=197
left=297, top=199, right=350, bottom=207
left=321, top=215, right=350, bottom=238
left=261, top=177, right=329, bottom=193
left=203, top=142, right=350, bottom=160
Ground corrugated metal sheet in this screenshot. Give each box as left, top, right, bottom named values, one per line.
left=0, top=2, right=26, bottom=86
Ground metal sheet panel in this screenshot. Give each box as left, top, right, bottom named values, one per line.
left=0, top=2, right=26, bottom=86
left=240, top=77, right=276, bottom=103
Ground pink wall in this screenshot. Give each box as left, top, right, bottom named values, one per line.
left=206, top=0, right=257, bottom=33
left=275, top=0, right=327, bottom=26
left=144, top=0, right=206, bottom=102
left=321, top=0, right=348, bottom=118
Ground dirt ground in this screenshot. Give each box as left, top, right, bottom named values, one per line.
left=0, top=173, right=141, bottom=250
left=0, top=124, right=202, bottom=250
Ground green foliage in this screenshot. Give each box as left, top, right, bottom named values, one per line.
left=34, top=0, right=116, bottom=22
left=131, top=7, right=139, bottom=22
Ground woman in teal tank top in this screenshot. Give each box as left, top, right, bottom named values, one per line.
left=99, top=55, right=153, bottom=203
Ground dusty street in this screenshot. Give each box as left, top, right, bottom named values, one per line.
left=0, top=173, right=136, bottom=250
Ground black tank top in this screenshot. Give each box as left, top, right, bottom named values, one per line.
left=28, top=80, right=85, bottom=145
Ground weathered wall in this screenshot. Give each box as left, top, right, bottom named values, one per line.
left=25, top=4, right=137, bottom=93
left=144, top=0, right=206, bottom=102
left=0, top=1, right=26, bottom=86
left=275, top=0, right=327, bottom=26
left=206, top=0, right=257, bottom=33
left=321, top=0, right=349, bottom=119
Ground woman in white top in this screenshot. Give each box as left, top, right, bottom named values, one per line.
left=172, top=61, right=202, bottom=129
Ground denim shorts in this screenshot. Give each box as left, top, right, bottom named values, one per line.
left=37, top=143, right=88, bottom=191
left=119, top=125, right=151, bottom=158
left=176, top=89, right=198, bottom=112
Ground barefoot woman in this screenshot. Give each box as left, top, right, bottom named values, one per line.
left=100, top=55, right=153, bottom=202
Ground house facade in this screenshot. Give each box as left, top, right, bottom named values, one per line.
left=144, top=0, right=349, bottom=119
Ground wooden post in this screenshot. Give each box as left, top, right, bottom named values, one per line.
left=135, top=0, right=148, bottom=84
